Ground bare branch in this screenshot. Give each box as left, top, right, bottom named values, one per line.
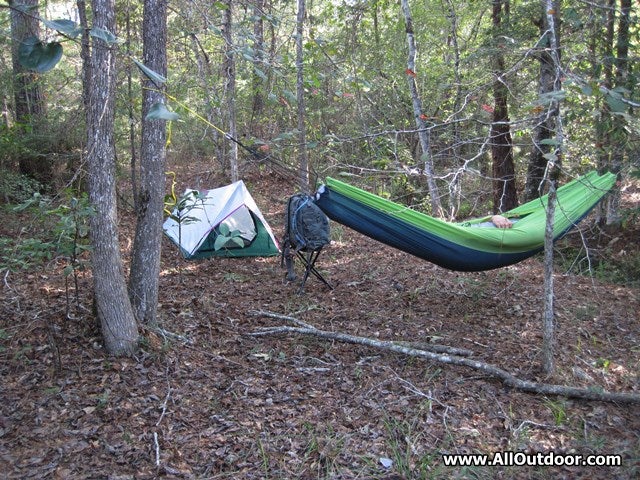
left=249, top=312, right=640, bottom=404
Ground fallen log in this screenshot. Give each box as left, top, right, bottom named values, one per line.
left=248, top=310, right=640, bottom=404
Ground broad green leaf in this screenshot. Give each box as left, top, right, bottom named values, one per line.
left=605, top=94, right=627, bottom=113
left=214, top=235, right=228, bottom=251
left=89, top=27, right=119, bottom=44
left=18, top=37, right=63, bottom=73
left=218, top=223, right=230, bottom=236
left=146, top=103, right=179, bottom=121
left=539, top=138, right=561, bottom=146
left=133, top=58, right=167, bottom=84
left=254, top=68, right=267, bottom=81
left=230, top=237, right=245, bottom=248
left=45, top=19, right=83, bottom=38
left=580, top=84, right=593, bottom=96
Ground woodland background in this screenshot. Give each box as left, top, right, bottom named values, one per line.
left=0, top=0, right=639, bottom=478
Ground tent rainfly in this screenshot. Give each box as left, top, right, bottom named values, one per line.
left=163, top=180, right=280, bottom=259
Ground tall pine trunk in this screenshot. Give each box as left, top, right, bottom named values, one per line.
left=129, top=0, right=168, bottom=326
left=222, top=0, right=238, bottom=182
left=87, top=0, right=138, bottom=355
left=604, top=0, right=631, bottom=227
left=490, top=0, right=517, bottom=213
left=525, top=3, right=560, bottom=201
left=250, top=0, right=266, bottom=136
left=296, top=0, right=310, bottom=193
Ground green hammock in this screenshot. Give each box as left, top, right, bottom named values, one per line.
left=315, top=170, right=616, bottom=271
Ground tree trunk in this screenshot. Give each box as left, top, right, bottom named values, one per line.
left=400, top=0, right=442, bottom=217
left=490, top=0, right=518, bottom=213
left=128, top=0, right=168, bottom=326
left=222, top=0, right=238, bottom=182
left=539, top=0, right=562, bottom=376
left=10, top=0, right=46, bottom=122
left=250, top=0, right=266, bottom=136
left=77, top=0, right=91, bottom=113
left=524, top=5, right=559, bottom=201
left=87, top=0, right=139, bottom=355
left=9, top=0, right=49, bottom=183
left=296, top=0, right=310, bottom=193
left=604, top=0, right=631, bottom=227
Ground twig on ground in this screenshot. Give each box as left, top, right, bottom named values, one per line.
left=249, top=310, right=640, bottom=404
left=156, top=386, right=171, bottom=427
left=153, top=431, right=160, bottom=467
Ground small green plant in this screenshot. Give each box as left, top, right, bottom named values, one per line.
left=544, top=399, right=568, bottom=426
left=382, top=415, right=435, bottom=478
left=96, top=390, right=110, bottom=410
left=214, top=222, right=245, bottom=251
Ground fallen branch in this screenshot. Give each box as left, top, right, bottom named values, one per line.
left=249, top=311, right=640, bottom=404
left=249, top=310, right=473, bottom=356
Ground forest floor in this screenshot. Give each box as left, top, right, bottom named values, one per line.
left=1, top=164, right=639, bottom=480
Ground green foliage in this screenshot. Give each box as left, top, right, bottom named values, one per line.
left=0, top=169, right=42, bottom=203
left=214, top=223, right=244, bottom=251
left=0, top=192, right=94, bottom=276
left=544, top=399, right=569, bottom=426
left=18, top=36, right=63, bottom=73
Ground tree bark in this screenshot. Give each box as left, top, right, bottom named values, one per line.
left=87, top=0, right=138, bottom=355
left=400, top=0, right=442, bottom=217
left=76, top=0, right=92, bottom=115
left=128, top=0, right=168, bottom=326
left=524, top=3, right=560, bottom=201
left=250, top=0, right=266, bottom=136
left=539, top=0, right=563, bottom=376
left=604, top=0, right=631, bottom=227
left=490, top=0, right=518, bottom=213
left=296, top=0, right=310, bottom=193
left=222, top=0, right=238, bottom=182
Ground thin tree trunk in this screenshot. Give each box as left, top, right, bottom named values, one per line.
left=125, top=4, right=139, bottom=212
left=490, top=0, right=518, bottom=213
left=400, top=0, right=442, bottom=217
left=87, top=0, right=138, bottom=355
left=605, top=0, right=631, bottom=227
left=222, top=0, right=238, bottom=182
left=444, top=0, right=464, bottom=219
left=524, top=5, right=558, bottom=201
left=595, top=0, right=615, bottom=175
left=77, top=0, right=91, bottom=113
left=250, top=0, right=266, bottom=136
left=296, top=0, right=310, bottom=193
left=540, top=0, right=562, bottom=376
left=9, top=0, right=49, bottom=182
left=10, top=0, right=46, bottom=122
left=128, top=0, right=168, bottom=326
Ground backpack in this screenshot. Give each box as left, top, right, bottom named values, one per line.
left=284, top=193, right=330, bottom=251
left=281, top=193, right=333, bottom=289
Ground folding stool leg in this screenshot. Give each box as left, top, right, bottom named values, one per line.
left=296, top=248, right=332, bottom=293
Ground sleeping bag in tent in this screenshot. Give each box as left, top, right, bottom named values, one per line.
left=162, top=180, right=280, bottom=259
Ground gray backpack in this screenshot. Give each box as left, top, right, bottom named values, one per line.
left=282, top=193, right=330, bottom=284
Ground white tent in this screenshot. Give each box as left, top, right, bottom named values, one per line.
left=163, top=181, right=280, bottom=259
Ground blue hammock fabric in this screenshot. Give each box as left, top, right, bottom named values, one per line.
left=315, top=171, right=616, bottom=272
